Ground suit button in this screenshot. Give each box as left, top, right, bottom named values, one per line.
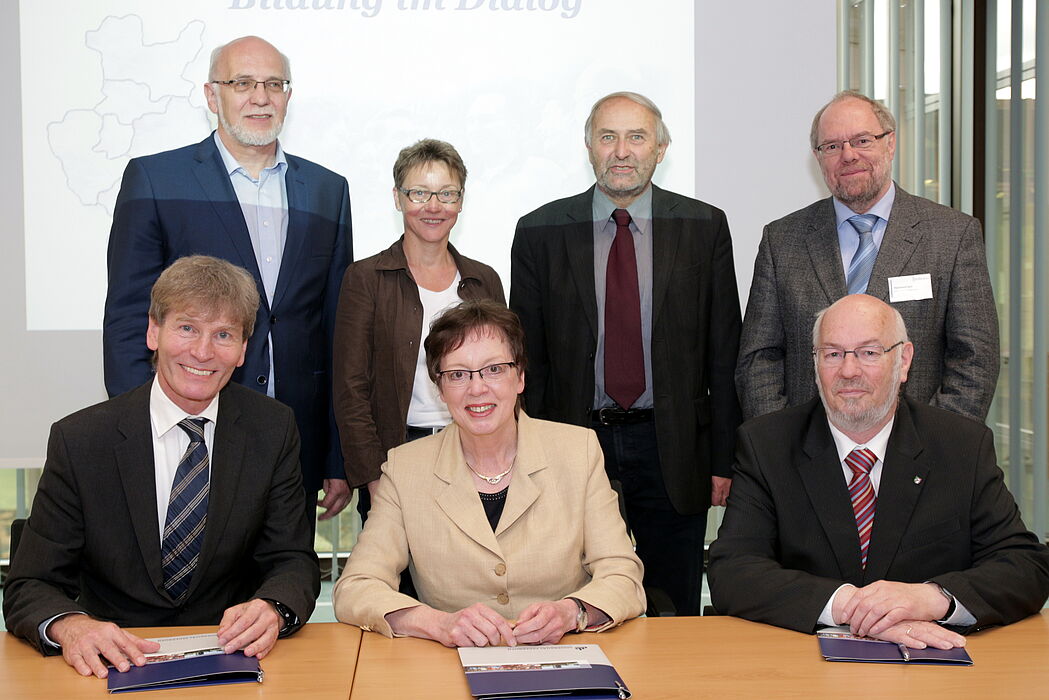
left=496, top=593, right=509, bottom=605
left=494, top=563, right=506, bottom=576
left=270, top=315, right=277, bottom=325
left=257, top=375, right=268, bottom=385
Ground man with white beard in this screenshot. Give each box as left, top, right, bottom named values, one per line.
left=103, top=36, right=353, bottom=526
left=709, top=294, right=1049, bottom=648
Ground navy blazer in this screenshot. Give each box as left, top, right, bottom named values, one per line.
left=103, top=135, right=353, bottom=492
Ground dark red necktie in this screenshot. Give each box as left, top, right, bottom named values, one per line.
left=604, top=208, right=645, bottom=409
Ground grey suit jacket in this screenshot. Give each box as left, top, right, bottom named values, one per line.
left=510, top=185, right=742, bottom=514
left=736, top=186, right=999, bottom=421
left=2, top=382, right=320, bottom=653
left=707, top=397, right=1049, bottom=634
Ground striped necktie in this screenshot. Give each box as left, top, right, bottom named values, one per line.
left=161, top=418, right=209, bottom=602
left=845, top=447, right=878, bottom=568
left=845, top=214, right=879, bottom=294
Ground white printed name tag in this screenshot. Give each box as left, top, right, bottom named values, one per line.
left=888, top=273, right=933, bottom=303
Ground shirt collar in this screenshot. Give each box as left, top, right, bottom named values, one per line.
left=592, top=184, right=653, bottom=235
left=149, top=375, right=220, bottom=440
left=827, top=412, right=895, bottom=465
left=833, top=181, right=896, bottom=228
left=212, top=131, right=287, bottom=178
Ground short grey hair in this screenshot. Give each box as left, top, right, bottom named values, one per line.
left=584, top=91, right=671, bottom=147
left=208, top=36, right=291, bottom=82
left=809, top=90, right=896, bottom=151
left=811, top=296, right=909, bottom=352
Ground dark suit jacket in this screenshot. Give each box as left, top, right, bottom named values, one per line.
left=103, top=134, right=353, bottom=492
left=707, top=397, right=1049, bottom=634
left=2, top=382, right=321, bottom=653
left=736, top=186, right=999, bottom=422
left=510, top=185, right=743, bottom=514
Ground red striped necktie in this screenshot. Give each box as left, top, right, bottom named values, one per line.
left=845, top=447, right=877, bottom=568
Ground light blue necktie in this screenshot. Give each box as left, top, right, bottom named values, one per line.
left=845, top=214, right=879, bottom=295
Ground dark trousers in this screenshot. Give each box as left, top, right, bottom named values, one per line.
left=592, top=419, right=706, bottom=616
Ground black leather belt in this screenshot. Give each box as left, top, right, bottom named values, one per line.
left=406, top=425, right=441, bottom=441
left=590, top=407, right=655, bottom=426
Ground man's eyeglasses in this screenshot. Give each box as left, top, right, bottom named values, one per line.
left=815, top=131, right=893, bottom=156
left=398, top=187, right=463, bottom=204
left=813, top=341, right=904, bottom=367
left=436, top=362, right=516, bottom=387
left=211, top=79, right=291, bottom=94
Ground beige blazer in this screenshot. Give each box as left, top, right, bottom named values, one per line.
left=332, top=412, right=645, bottom=637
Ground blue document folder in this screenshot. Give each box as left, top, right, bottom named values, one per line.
left=106, top=652, right=262, bottom=693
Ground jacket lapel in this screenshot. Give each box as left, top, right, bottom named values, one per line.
left=563, top=188, right=599, bottom=342
left=494, top=413, right=546, bottom=536
left=650, top=185, right=681, bottom=328
left=865, top=187, right=924, bottom=301
left=434, top=424, right=503, bottom=557
left=798, top=403, right=866, bottom=583
left=273, top=155, right=307, bottom=310
left=863, top=400, right=928, bottom=583
left=114, top=386, right=166, bottom=595
left=192, top=136, right=270, bottom=313
left=804, top=198, right=848, bottom=304
left=188, top=387, right=246, bottom=601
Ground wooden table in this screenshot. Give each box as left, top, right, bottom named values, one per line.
left=350, top=612, right=1049, bottom=699
left=2, top=622, right=361, bottom=698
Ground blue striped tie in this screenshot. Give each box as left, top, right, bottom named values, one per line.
left=845, top=214, right=879, bottom=294
left=161, top=418, right=209, bottom=603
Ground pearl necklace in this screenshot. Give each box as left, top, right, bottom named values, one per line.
left=466, top=457, right=515, bottom=485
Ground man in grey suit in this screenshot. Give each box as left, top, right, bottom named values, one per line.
left=4, top=256, right=319, bottom=679
left=710, top=294, right=1048, bottom=646
left=736, top=90, right=998, bottom=422
left=511, top=92, right=742, bottom=616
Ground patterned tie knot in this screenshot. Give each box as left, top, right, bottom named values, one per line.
left=845, top=447, right=877, bottom=476
left=177, top=417, right=207, bottom=442
left=847, top=214, right=878, bottom=235
left=613, top=208, right=631, bottom=227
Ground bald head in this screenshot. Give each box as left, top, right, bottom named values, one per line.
left=209, top=36, right=291, bottom=82
left=813, top=295, right=914, bottom=442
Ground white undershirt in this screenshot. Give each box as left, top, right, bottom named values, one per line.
left=405, top=273, right=461, bottom=428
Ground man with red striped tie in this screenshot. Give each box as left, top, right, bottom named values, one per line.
left=708, top=294, right=1049, bottom=649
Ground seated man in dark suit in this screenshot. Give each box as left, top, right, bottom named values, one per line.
left=710, top=293, right=1049, bottom=649
left=3, top=256, right=320, bottom=679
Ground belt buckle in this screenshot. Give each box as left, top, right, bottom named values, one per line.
left=597, top=407, right=620, bottom=425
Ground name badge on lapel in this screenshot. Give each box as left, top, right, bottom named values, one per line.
left=888, top=273, right=933, bottom=303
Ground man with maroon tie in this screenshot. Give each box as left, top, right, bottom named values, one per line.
left=709, top=294, right=1049, bottom=647
left=510, top=92, right=743, bottom=615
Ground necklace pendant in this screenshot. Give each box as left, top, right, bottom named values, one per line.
left=484, top=474, right=503, bottom=485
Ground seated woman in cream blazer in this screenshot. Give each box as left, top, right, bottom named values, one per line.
left=333, top=300, right=645, bottom=647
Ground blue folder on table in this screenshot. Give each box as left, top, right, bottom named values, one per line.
left=106, top=652, right=262, bottom=693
